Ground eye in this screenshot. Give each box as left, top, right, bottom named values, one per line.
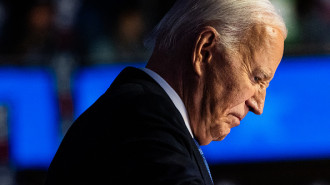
left=254, top=76, right=262, bottom=83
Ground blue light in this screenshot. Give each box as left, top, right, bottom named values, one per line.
left=0, top=68, right=59, bottom=168
left=73, top=63, right=145, bottom=118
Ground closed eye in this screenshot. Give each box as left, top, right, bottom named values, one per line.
left=254, top=76, right=262, bottom=83
left=253, top=75, right=270, bottom=89
left=252, top=68, right=272, bottom=85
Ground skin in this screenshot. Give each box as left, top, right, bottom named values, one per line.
left=147, top=24, right=285, bottom=146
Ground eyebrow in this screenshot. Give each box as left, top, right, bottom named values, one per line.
left=255, top=68, right=272, bottom=81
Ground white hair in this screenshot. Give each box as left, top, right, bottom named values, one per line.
left=145, top=0, right=287, bottom=52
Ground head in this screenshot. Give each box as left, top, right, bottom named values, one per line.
left=146, top=0, right=287, bottom=145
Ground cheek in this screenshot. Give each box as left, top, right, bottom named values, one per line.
left=228, top=79, right=255, bottom=107
left=217, top=71, right=249, bottom=104
left=217, top=87, right=245, bottom=111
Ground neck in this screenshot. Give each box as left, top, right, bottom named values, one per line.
left=146, top=46, right=203, bottom=142
left=146, top=48, right=186, bottom=99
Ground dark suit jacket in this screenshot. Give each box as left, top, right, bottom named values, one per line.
left=45, top=67, right=213, bottom=185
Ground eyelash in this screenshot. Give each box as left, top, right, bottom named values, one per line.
left=254, top=76, right=269, bottom=88
left=254, top=76, right=262, bottom=83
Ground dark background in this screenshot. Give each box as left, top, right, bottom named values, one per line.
left=0, top=0, right=330, bottom=184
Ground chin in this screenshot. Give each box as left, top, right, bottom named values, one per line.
left=210, top=125, right=230, bottom=142
left=215, top=134, right=228, bottom=141
left=199, top=134, right=227, bottom=145
left=199, top=140, right=212, bottom=146
left=197, top=136, right=213, bottom=146
left=196, top=123, right=230, bottom=145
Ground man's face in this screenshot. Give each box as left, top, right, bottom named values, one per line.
left=193, top=25, right=285, bottom=145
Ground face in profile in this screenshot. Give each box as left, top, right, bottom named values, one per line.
left=193, top=25, right=285, bottom=145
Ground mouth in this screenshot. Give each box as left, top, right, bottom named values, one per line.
left=229, top=113, right=243, bottom=127
left=231, top=112, right=243, bottom=121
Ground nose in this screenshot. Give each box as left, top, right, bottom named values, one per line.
left=245, top=89, right=266, bottom=115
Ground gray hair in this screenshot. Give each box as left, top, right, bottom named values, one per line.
left=145, top=0, right=287, bottom=52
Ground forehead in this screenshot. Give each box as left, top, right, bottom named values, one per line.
left=240, top=25, right=285, bottom=76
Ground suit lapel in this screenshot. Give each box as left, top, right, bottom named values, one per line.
left=190, top=138, right=214, bottom=185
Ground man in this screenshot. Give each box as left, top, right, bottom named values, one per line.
left=45, top=0, right=287, bottom=184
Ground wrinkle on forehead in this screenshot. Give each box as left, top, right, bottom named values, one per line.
left=242, top=24, right=275, bottom=53
left=237, top=24, right=283, bottom=72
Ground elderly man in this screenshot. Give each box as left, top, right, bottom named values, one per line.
left=45, top=0, right=287, bottom=184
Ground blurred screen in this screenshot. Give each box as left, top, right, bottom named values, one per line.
left=5, top=56, right=329, bottom=168
left=73, top=63, right=145, bottom=118
left=0, top=68, right=59, bottom=168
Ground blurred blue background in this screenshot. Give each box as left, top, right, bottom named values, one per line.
left=0, top=0, right=330, bottom=185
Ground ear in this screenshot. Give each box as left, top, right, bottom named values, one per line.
left=192, top=26, right=219, bottom=76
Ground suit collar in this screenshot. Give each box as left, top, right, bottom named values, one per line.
left=116, top=67, right=214, bottom=185
left=140, top=67, right=194, bottom=138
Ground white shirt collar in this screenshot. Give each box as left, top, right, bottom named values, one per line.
left=140, top=68, right=194, bottom=138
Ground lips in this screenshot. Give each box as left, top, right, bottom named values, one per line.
left=231, top=113, right=243, bottom=121
left=229, top=113, right=243, bottom=127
